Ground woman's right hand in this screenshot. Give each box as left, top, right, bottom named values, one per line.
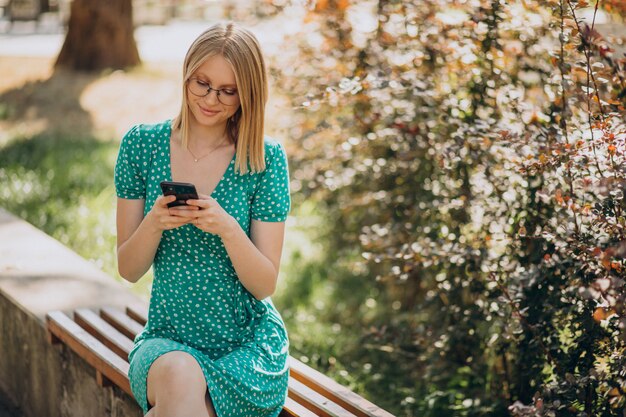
left=146, top=195, right=200, bottom=232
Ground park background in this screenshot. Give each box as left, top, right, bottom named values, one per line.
left=0, top=0, right=625, bottom=416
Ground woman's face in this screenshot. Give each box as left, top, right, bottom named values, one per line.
left=186, top=54, right=241, bottom=130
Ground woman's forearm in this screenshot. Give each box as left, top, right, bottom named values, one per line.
left=221, top=218, right=278, bottom=300
left=117, top=213, right=164, bottom=283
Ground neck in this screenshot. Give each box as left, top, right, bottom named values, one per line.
left=187, top=118, right=230, bottom=150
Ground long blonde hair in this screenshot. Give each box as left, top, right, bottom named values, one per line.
left=171, top=21, right=268, bottom=175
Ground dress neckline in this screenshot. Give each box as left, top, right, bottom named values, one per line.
left=165, top=118, right=236, bottom=198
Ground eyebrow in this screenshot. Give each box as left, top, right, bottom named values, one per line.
left=195, top=73, right=237, bottom=88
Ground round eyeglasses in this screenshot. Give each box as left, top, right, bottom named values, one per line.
left=186, top=78, right=239, bottom=106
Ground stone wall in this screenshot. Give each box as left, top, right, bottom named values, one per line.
left=0, top=207, right=146, bottom=417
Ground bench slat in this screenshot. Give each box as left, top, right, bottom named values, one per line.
left=46, top=310, right=132, bottom=395
left=126, top=304, right=148, bottom=326
left=75, top=308, right=134, bottom=361
left=288, top=378, right=357, bottom=417
left=281, top=397, right=320, bottom=417
left=288, top=357, right=395, bottom=417
left=100, top=306, right=144, bottom=340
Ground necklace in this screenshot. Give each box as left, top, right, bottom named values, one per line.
left=187, top=134, right=229, bottom=162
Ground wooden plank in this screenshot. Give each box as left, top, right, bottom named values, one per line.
left=75, top=308, right=134, bottom=360
left=288, top=378, right=357, bottom=417
left=46, top=328, right=61, bottom=345
left=288, top=357, right=395, bottom=417
left=100, top=306, right=144, bottom=340
left=45, top=311, right=132, bottom=396
left=126, top=304, right=148, bottom=326
left=278, top=409, right=294, bottom=417
left=96, top=370, right=113, bottom=388
left=281, top=397, right=320, bottom=417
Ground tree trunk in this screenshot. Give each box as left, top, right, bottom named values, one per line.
left=55, top=0, right=140, bottom=72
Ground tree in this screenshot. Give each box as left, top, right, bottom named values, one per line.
left=55, top=0, right=140, bottom=71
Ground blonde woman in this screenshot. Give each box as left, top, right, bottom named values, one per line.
left=114, top=21, right=291, bottom=417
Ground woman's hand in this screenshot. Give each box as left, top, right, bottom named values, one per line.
left=146, top=195, right=200, bottom=232
left=179, top=193, right=237, bottom=238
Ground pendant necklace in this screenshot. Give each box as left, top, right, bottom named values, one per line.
left=187, top=134, right=229, bottom=162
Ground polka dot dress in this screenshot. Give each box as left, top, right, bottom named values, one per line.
left=114, top=118, right=291, bottom=416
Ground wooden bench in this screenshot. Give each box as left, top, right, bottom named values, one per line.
left=45, top=304, right=395, bottom=417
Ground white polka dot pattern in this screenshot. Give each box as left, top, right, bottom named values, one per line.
left=250, top=139, right=291, bottom=222
left=114, top=119, right=291, bottom=416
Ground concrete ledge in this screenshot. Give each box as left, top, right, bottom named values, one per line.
left=0, top=207, right=145, bottom=417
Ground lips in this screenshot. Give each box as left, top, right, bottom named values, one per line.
left=199, top=105, right=219, bottom=116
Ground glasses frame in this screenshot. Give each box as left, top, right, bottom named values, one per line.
left=186, top=77, right=239, bottom=106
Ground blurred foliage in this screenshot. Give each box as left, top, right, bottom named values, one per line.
left=270, top=0, right=626, bottom=416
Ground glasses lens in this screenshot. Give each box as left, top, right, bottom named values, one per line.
left=217, top=90, right=239, bottom=106
left=187, top=79, right=239, bottom=106
left=188, top=79, right=207, bottom=97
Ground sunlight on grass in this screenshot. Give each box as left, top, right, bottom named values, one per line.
left=0, top=130, right=155, bottom=298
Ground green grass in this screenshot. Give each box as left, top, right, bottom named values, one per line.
left=0, top=130, right=153, bottom=298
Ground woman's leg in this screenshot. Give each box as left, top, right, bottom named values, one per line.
left=146, top=351, right=211, bottom=417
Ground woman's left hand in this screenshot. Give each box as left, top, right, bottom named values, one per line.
left=177, top=193, right=237, bottom=238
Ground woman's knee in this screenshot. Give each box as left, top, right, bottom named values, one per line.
left=147, top=351, right=206, bottom=405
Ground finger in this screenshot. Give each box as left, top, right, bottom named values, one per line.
left=171, top=205, right=199, bottom=210
left=169, top=207, right=201, bottom=216
left=159, top=195, right=177, bottom=207
left=161, top=195, right=177, bottom=202
left=163, top=215, right=192, bottom=224
left=170, top=211, right=198, bottom=219
left=186, top=199, right=211, bottom=208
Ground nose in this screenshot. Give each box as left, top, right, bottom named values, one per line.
left=202, top=89, right=220, bottom=105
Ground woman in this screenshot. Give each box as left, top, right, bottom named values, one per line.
left=114, top=21, right=291, bottom=417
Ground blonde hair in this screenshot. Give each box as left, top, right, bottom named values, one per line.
left=171, top=21, right=268, bottom=175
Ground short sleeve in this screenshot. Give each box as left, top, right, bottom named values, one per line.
left=250, top=141, right=291, bottom=222
left=114, top=124, right=146, bottom=199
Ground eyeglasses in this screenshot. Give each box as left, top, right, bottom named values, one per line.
left=186, top=78, right=239, bottom=106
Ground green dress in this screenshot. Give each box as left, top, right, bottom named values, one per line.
left=114, top=118, right=291, bottom=417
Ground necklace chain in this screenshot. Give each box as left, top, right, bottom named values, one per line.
left=187, top=135, right=229, bottom=162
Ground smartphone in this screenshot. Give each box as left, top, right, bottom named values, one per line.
left=160, top=181, right=199, bottom=208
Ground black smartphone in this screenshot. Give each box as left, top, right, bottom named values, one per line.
left=160, top=181, right=199, bottom=208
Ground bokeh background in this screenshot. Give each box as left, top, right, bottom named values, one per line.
left=1, top=1, right=625, bottom=416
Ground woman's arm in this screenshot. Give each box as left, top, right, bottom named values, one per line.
left=181, top=196, right=286, bottom=300
left=116, top=195, right=193, bottom=283
left=220, top=219, right=286, bottom=300
left=116, top=198, right=163, bottom=283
